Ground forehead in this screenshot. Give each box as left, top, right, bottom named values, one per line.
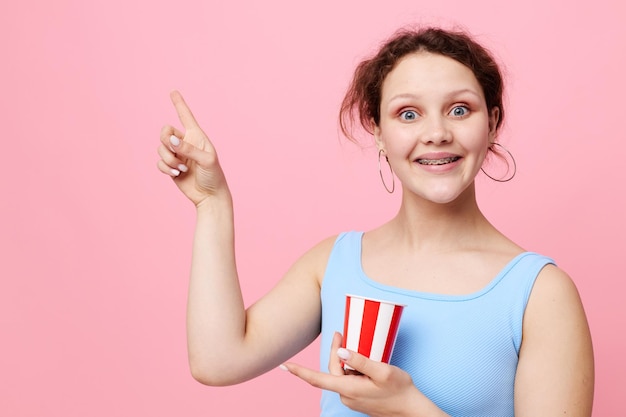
left=381, top=52, right=484, bottom=102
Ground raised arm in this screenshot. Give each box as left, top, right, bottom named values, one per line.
left=157, top=91, right=329, bottom=386
left=514, top=265, right=594, bottom=416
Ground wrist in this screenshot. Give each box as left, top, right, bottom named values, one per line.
left=194, top=194, right=235, bottom=233
left=195, top=192, right=233, bottom=215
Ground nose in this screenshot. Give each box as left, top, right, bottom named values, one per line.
left=421, top=116, right=452, bottom=145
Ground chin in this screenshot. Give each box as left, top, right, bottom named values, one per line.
left=429, top=194, right=463, bottom=205
left=407, top=191, right=460, bottom=205
left=407, top=185, right=470, bottom=206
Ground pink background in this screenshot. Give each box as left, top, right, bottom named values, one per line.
left=1, top=0, right=624, bottom=415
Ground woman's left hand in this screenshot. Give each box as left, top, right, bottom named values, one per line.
left=281, top=332, right=440, bottom=417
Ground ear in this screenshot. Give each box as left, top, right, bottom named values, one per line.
left=488, top=107, right=500, bottom=140
left=373, top=120, right=384, bottom=150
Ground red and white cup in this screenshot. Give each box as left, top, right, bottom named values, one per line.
left=342, top=294, right=405, bottom=370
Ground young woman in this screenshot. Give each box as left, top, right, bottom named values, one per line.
left=156, top=27, right=594, bottom=417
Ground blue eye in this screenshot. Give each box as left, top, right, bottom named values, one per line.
left=450, top=106, right=469, bottom=117
left=400, top=110, right=418, bottom=121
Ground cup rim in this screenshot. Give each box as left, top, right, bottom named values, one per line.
left=345, top=293, right=407, bottom=308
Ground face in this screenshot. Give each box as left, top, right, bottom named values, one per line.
left=374, top=52, right=499, bottom=205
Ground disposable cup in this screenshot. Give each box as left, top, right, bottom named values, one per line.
left=342, top=294, right=405, bottom=370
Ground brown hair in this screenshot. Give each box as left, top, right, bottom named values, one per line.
left=339, top=27, right=505, bottom=143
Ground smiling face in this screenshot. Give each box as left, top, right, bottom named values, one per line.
left=374, top=51, right=499, bottom=205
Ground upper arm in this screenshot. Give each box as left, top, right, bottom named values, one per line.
left=239, top=235, right=337, bottom=377
left=514, top=265, right=594, bottom=416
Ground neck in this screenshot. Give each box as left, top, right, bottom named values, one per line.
left=387, top=183, right=492, bottom=252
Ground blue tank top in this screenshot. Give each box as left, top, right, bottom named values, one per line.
left=319, top=231, right=554, bottom=417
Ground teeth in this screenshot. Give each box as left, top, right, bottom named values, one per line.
left=417, top=157, right=459, bottom=165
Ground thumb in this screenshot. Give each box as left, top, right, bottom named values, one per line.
left=337, top=348, right=385, bottom=379
left=169, top=134, right=217, bottom=169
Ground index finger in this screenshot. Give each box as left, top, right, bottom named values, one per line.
left=282, top=362, right=357, bottom=394
left=170, top=90, right=199, bottom=129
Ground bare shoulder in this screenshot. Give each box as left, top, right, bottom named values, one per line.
left=286, top=234, right=338, bottom=286
left=307, top=234, right=339, bottom=258
left=515, top=264, right=594, bottom=416
left=525, top=264, right=587, bottom=322
left=523, top=264, right=591, bottom=342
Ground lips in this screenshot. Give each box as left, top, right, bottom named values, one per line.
left=416, top=156, right=461, bottom=165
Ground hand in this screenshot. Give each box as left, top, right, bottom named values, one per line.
left=282, top=332, right=429, bottom=417
left=157, top=91, right=230, bottom=207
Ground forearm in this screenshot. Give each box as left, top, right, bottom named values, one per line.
left=186, top=194, right=247, bottom=385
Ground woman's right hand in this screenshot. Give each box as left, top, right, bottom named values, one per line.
left=157, top=91, right=230, bottom=207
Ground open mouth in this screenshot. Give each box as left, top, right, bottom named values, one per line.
left=416, top=156, right=460, bottom=165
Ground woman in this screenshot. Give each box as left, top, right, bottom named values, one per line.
left=156, top=27, right=594, bottom=417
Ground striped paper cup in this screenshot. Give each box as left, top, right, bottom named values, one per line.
left=342, top=294, right=405, bottom=370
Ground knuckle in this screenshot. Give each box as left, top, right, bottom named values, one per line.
left=309, top=381, right=323, bottom=389
left=342, top=385, right=357, bottom=398
left=328, top=362, right=343, bottom=375
left=157, top=145, right=176, bottom=163
left=339, top=395, right=356, bottom=408
left=305, top=375, right=323, bottom=389
left=197, top=151, right=218, bottom=168
left=353, top=357, right=368, bottom=372
left=379, top=366, right=393, bottom=381
left=160, top=125, right=173, bottom=137
left=156, top=160, right=169, bottom=174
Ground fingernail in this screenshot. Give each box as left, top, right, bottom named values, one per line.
left=170, top=168, right=180, bottom=176
left=177, top=164, right=188, bottom=173
left=337, top=348, right=350, bottom=360
left=278, top=364, right=289, bottom=371
left=170, top=135, right=180, bottom=147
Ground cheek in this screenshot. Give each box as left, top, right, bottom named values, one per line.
left=474, top=133, right=491, bottom=164
left=465, top=122, right=491, bottom=150
left=379, top=124, right=415, bottom=153
left=386, top=141, right=415, bottom=160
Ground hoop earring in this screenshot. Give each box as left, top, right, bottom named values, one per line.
left=378, top=149, right=395, bottom=193
left=481, top=142, right=517, bottom=182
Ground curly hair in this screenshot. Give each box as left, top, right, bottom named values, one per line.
left=339, top=27, right=505, bottom=143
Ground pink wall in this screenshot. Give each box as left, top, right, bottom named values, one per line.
left=1, top=0, right=624, bottom=415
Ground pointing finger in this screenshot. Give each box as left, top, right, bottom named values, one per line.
left=170, top=90, right=199, bottom=129
left=282, top=362, right=351, bottom=393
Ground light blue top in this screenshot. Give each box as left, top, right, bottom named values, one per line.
left=319, top=231, right=554, bottom=417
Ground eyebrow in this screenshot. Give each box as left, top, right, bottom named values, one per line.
left=387, top=89, right=483, bottom=104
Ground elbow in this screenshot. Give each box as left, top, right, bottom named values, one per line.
left=188, top=359, right=244, bottom=387
left=189, top=364, right=228, bottom=386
